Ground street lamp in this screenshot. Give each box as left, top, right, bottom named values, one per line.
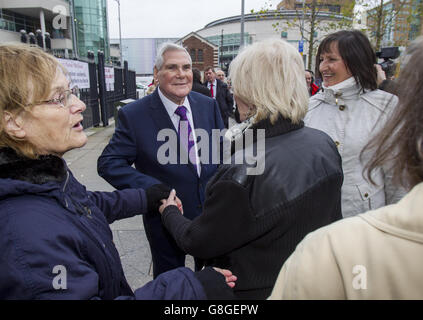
left=114, top=0, right=123, bottom=66
left=240, top=0, right=245, bottom=47
left=69, top=0, right=79, bottom=59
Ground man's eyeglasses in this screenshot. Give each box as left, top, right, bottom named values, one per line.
left=28, top=86, right=80, bottom=108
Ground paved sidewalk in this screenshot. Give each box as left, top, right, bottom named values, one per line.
left=64, top=121, right=194, bottom=291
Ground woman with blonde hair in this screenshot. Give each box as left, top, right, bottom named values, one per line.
left=269, top=37, right=423, bottom=300
left=0, top=43, right=236, bottom=299
left=158, top=39, right=344, bottom=299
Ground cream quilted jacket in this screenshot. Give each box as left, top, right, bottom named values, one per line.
left=268, top=182, right=423, bottom=300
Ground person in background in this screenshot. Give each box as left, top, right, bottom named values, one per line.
left=215, top=69, right=226, bottom=83
left=191, top=68, right=211, bottom=97
left=0, top=43, right=236, bottom=300
left=97, top=43, right=224, bottom=278
left=305, top=69, right=319, bottom=96
left=204, top=66, right=234, bottom=128
left=145, top=78, right=157, bottom=95
left=269, top=37, right=423, bottom=299
left=375, top=64, right=399, bottom=95
left=305, top=30, right=405, bottom=218
left=158, top=39, right=343, bottom=300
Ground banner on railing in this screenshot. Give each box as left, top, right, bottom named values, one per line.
left=105, top=67, right=115, bottom=91
left=57, top=58, right=90, bottom=89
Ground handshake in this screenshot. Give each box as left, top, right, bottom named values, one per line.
left=146, top=184, right=183, bottom=214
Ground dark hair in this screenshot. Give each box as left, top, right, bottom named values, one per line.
left=315, top=30, right=378, bottom=91
left=192, top=67, right=201, bottom=83
left=204, top=66, right=215, bottom=73
left=305, top=69, right=314, bottom=83
left=362, top=37, right=423, bottom=188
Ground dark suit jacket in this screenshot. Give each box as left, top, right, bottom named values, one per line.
left=192, top=81, right=211, bottom=97
left=205, top=79, right=234, bottom=127
left=97, top=89, right=224, bottom=221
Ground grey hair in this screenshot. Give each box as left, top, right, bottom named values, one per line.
left=154, top=42, right=191, bottom=70
left=228, top=38, right=309, bottom=124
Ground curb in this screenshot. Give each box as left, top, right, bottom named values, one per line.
left=84, top=119, right=115, bottom=137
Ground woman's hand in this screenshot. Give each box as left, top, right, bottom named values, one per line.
left=159, top=189, right=183, bottom=214
left=213, top=268, right=237, bottom=288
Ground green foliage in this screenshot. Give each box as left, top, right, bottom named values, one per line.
left=254, top=0, right=356, bottom=69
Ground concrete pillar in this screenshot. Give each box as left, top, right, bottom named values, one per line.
left=39, top=9, right=46, bottom=50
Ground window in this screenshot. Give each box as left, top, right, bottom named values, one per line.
left=197, top=49, right=204, bottom=62
left=190, top=49, right=196, bottom=62
left=281, top=31, right=288, bottom=38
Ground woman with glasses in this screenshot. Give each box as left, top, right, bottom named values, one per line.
left=0, top=43, right=236, bottom=300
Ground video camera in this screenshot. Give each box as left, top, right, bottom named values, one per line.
left=376, top=47, right=400, bottom=78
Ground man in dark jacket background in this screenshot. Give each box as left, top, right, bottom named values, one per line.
left=191, top=68, right=211, bottom=97
left=204, top=66, right=234, bottom=128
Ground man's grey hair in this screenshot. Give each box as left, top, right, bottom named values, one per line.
left=154, top=42, right=192, bottom=70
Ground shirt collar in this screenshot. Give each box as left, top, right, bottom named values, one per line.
left=158, top=86, right=191, bottom=115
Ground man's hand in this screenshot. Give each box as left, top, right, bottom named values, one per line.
left=375, top=64, right=386, bottom=86
left=146, top=184, right=172, bottom=212
left=159, top=189, right=183, bottom=214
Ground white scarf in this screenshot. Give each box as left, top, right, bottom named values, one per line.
left=322, top=76, right=356, bottom=91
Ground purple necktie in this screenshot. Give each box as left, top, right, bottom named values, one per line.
left=175, top=106, right=197, bottom=168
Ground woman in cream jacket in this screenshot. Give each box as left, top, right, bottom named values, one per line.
left=304, top=30, right=405, bottom=218
left=269, top=37, right=423, bottom=300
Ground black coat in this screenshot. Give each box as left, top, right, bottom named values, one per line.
left=162, top=116, right=343, bottom=299
left=205, top=79, right=234, bottom=127
left=192, top=81, right=211, bottom=97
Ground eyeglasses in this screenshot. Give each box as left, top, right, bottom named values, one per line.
left=28, top=86, right=80, bottom=109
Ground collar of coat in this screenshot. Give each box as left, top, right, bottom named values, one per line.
left=229, top=115, right=304, bottom=156
left=250, top=115, right=304, bottom=139
left=0, top=147, right=67, bottom=185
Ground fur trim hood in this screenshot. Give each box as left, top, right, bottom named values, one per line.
left=0, top=148, right=67, bottom=199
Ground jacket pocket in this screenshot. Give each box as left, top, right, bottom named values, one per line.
left=356, top=182, right=385, bottom=210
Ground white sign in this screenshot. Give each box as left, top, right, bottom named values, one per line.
left=57, top=58, right=90, bottom=89
left=105, top=67, right=115, bottom=91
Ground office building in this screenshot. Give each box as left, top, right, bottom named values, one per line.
left=0, top=0, right=74, bottom=57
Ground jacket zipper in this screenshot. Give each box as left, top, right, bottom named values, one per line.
left=61, top=169, right=115, bottom=296
left=63, top=171, right=70, bottom=208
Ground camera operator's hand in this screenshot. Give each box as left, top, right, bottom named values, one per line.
left=375, top=64, right=386, bottom=86
left=146, top=184, right=172, bottom=212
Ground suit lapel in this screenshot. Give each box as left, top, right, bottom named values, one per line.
left=149, top=90, right=175, bottom=132
left=188, top=93, right=209, bottom=179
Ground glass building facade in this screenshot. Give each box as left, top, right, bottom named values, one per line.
left=205, top=33, right=251, bottom=67
left=73, top=0, right=110, bottom=63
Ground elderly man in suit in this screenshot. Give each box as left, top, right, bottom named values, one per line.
left=97, top=43, right=224, bottom=277
left=204, top=66, right=234, bottom=128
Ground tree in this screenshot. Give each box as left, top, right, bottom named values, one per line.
left=254, top=1, right=355, bottom=70
left=360, top=0, right=421, bottom=50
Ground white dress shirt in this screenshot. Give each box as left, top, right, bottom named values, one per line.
left=207, top=79, right=217, bottom=99
left=158, top=87, right=201, bottom=176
